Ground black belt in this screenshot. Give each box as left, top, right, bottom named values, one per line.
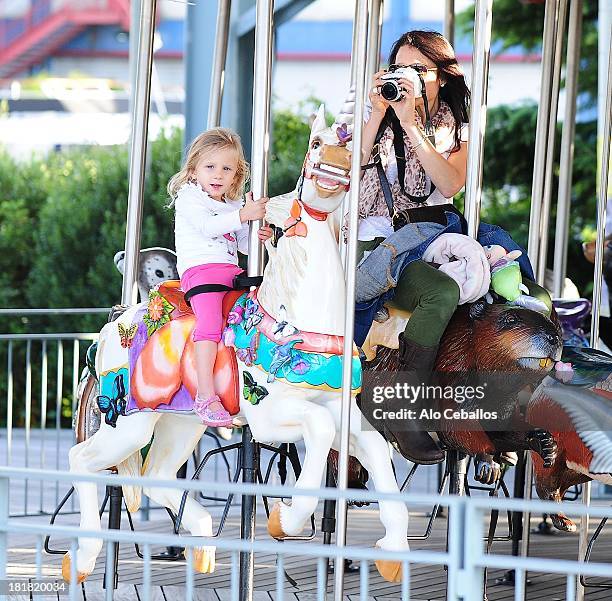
left=183, top=274, right=263, bottom=305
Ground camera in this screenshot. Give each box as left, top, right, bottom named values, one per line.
left=380, top=66, right=423, bottom=102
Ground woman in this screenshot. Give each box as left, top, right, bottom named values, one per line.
left=357, top=31, right=548, bottom=463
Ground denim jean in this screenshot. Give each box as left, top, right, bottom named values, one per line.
left=355, top=213, right=462, bottom=303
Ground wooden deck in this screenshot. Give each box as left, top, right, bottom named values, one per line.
left=6, top=504, right=612, bottom=600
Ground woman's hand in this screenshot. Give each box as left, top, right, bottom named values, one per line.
left=240, top=191, right=268, bottom=222
left=390, top=75, right=417, bottom=129
left=369, top=70, right=390, bottom=118
left=258, top=225, right=273, bottom=241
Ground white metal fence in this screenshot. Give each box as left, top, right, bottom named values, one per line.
left=0, top=467, right=609, bottom=601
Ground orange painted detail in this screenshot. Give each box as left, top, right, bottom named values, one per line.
left=131, top=288, right=245, bottom=414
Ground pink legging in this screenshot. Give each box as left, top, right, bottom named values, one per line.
left=181, top=263, right=244, bottom=342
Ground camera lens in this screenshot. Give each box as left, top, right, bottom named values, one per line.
left=380, top=80, right=402, bottom=102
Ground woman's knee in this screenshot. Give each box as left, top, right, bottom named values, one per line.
left=421, top=276, right=460, bottom=319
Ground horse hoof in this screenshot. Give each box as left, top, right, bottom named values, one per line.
left=267, top=502, right=288, bottom=540
left=61, top=553, right=88, bottom=584
left=551, top=513, right=577, bottom=532
left=374, top=557, right=402, bottom=583
left=185, top=547, right=216, bottom=574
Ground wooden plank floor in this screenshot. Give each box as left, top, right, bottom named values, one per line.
left=6, top=506, right=612, bottom=600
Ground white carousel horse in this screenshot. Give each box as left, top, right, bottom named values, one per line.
left=63, top=105, right=409, bottom=584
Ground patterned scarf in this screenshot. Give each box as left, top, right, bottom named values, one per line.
left=359, top=101, right=458, bottom=219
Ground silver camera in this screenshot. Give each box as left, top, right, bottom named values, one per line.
left=380, top=66, right=423, bottom=102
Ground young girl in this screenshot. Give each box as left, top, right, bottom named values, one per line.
left=168, top=128, right=272, bottom=427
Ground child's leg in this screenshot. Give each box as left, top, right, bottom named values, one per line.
left=181, top=264, right=243, bottom=424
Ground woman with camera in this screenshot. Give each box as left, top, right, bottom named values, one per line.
left=356, top=30, right=549, bottom=463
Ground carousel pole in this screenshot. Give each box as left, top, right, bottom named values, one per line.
left=121, top=0, right=157, bottom=306
left=576, top=25, right=612, bottom=601
left=552, top=0, right=582, bottom=298
left=445, top=0, right=492, bottom=590
left=520, top=3, right=563, bottom=595
left=444, top=0, right=455, bottom=48
left=207, top=0, right=232, bottom=130
left=463, top=0, right=492, bottom=240
left=240, top=1, right=273, bottom=599
left=333, top=1, right=368, bottom=600
left=527, top=0, right=560, bottom=284
left=365, top=0, right=383, bottom=91
left=537, top=0, right=569, bottom=285
left=339, top=0, right=372, bottom=265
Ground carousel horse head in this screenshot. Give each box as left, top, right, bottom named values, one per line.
left=299, top=103, right=353, bottom=214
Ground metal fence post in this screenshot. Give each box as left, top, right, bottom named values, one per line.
left=0, top=476, right=8, bottom=580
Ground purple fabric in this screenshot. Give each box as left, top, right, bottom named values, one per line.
left=125, top=305, right=195, bottom=414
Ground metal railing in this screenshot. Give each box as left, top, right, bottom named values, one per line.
left=0, top=332, right=98, bottom=516
left=0, top=467, right=609, bottom=601
left=0, top=317, right=281, bottom=518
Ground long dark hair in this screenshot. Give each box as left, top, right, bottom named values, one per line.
left=386, top=30, right=470, bottom=152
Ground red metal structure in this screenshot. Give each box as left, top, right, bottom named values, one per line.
left=0, top=0, right=130, bottom=79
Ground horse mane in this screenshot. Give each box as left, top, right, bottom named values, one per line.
left=259, top=187, right=308, bottom=316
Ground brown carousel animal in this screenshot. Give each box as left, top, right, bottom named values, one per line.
left=526, top=345, right=612, bottom=531
left=361, top=297, right=563, bottom=482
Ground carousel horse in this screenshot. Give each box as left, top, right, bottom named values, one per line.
left=526, top=345, right=612, bottom=531
left=362, top=295, right=563, bottom=484
left=63, top=104, right=409, bottom=584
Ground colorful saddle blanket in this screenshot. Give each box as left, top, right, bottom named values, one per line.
left=223, top=292, right=361, bottom=391
left=97, top=282, right=361, bottom=427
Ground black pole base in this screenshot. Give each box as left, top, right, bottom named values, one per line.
left=495, top=570, right=532, bottom=587
left=102, top=485, right=122, bottom=590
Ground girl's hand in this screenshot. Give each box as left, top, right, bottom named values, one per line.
left=240, top=191, right=268, bottom=222
left=258, top=225, right=273, bottom=241
left=369, top=70, right=390, bottom=118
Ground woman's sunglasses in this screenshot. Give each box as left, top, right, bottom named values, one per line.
left=391, top=63, right=438, bottom=75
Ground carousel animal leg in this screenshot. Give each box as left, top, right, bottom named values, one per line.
left=350, top=428, right=409, bottom=583
left=247, top=394, right=336, bottom=539
left=63, top=412, right=160, bottom=582
left=140, top=414, right=216, bottom=573
left=325, top=396, right=408, bottom=582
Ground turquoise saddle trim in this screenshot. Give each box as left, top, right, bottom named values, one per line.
left=225, top=294, right=361, bottom=391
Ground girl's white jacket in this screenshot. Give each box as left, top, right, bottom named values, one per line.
left=174, top=182, right=249, bottom=277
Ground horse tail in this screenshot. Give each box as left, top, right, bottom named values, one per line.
left=116, top=450, right=143, bottom=513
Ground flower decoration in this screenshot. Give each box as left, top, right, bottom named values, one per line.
left=143, top=290, right=174, bottom=337
left=222, top=326, right=236, bottom=348
left=227, top=306, right=244, bottom=325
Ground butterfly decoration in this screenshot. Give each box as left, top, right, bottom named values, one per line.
left=336, top=122, right=352, bottom=145
left=272, top=305, right=300, bottom=340
left=268, top=339, right=304, bottom=383
left=118, top=322, right=138, bottom=348
left=97, top=374, right=127, bottom=428
left=283, top=200, right=308, bottom=238
left=242, top=371, right=269, bottom=406
left=290, top=351, right=311, bottom=375
left=236, top=332, right=259, bottom=367
left=243, top=299, right=264, bottom=334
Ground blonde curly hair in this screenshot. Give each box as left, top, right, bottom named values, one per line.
left=167, top=127, right=250, bottom=203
